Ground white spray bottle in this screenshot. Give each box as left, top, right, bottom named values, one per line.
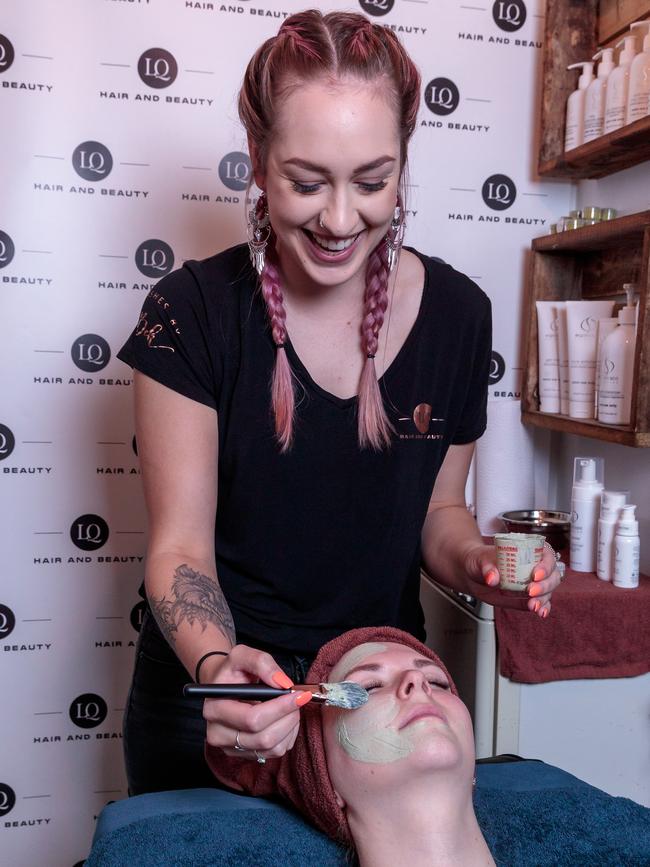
left=570, top=456, right=604, bottom=572
left=613, top=505, right=640, bottom=589
left=627, top=21, right=650, bottom=122
left=604, top=35, right=637, bottom=133
left=584, top=48, right=615, bottom=142
left=565, top=61, right=594, bottom=150
left=597, top=490, right=628, bottom=581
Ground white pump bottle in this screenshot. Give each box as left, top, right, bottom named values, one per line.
left=565, top=62, right=594, bottom=150
left=627, top=21, right=650, bottom=122
left=584, top=48, right=615, bottom=142
left=613, top=504, right=640, bottom=589
left=604, top=35, right=637, bottom=133
left=597, top=284, right=637, bottom=425
left=570, top=457, right=604, bottom=573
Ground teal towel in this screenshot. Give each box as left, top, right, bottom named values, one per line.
left=86, top=762, right=650, bottom=866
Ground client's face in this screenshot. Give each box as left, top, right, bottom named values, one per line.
left=322, top=642, right=475, bottom=810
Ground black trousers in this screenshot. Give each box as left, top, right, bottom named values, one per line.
left=123, top=606, right=315, bottom=796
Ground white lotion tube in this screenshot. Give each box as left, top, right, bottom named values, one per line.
left=555, top=302, right=570, bottom=414
left=566, top=300, right=615, bottom=419
left=536, top=301, right=561, bottom=413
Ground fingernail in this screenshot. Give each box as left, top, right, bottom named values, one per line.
left=533, top=600, right=541, bottom=613
left=533, top=567, right=545, bottom=582
left=485, top=570, right=499, bottom=587
left=295, top=691, right=312, bottom=707
left=541, top=608, right=549, bottom=619
left=528, top=584, right=542, bottom=597
left=272, top=671, right=293, bottom=689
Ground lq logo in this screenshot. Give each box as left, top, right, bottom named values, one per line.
left=489, top=351, right=506, bottom=385
left=481, top=174, right=516, bottom=211
left=0, top=423, right=16, bottom=460
left=69, top=693, right=108, bottom=729
left=0, top=783, right=16, bottom=817
left=424, top=78, right=460, bottom=116
left=0, top=35, right=15, bottom=73
left=72, top=141, right=113, bottom=182
left=218, top=152, right=252, bottom=192
left=70, top=514, right=110, bottom=551
left=135, top=240, right=175, bottom=278
left=71, top=333, right=111, bottom=372
left=138, top=48, right=178, bottom=89
left=358, top=0, right=394, bottom=16
left=0, top=605, right=16, bottom=640
left=0, top=230, right=15, bottom=268
left=492, top=0, right=526, bottom=32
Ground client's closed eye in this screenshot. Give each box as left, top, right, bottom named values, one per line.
left=362, top=678, right=450, bottom=693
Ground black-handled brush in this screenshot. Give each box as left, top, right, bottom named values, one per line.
left=183, top=681, right=368, bottom=709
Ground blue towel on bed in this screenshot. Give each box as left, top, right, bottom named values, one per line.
left=86, top=761, right=650, bottom=866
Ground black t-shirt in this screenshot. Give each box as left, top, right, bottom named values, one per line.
left=118, top=243, right=491, bottom=655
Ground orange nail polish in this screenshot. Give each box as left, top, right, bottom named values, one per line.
left=541, top=608, right=550, bottom=619
left=533, top=567, right=545, bottom=582
left=485, top=570, right=499, bottom=586
left=295, top=691, right=312, bottom=707
left=533, top=600, right=541, bottom=613
left=272, top=671, right=293, bottom=690
left=528, top=584, right=542, bottom=597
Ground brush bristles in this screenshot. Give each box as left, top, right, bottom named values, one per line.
left=320, top=681, right=369, bottom=710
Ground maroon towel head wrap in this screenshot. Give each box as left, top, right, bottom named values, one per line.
left=206, top=626, right=458, bottom=847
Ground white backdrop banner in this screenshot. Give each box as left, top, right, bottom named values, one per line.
left=0, top=1, right=571, bottom=864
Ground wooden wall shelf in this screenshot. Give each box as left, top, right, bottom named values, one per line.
left=538, top=1, right=650, bottom=180
left=521, top=211, right=650, bottom=447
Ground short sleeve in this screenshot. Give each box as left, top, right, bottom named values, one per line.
left=451, top=294, right=491, bottom=445
left=117, top=264, right=220, bottom=410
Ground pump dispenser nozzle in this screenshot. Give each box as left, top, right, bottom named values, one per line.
left=616, top=35, right=637, bottom=64
left=592, top=48, right=615, bottom=77
left=630, top=20, right=650, bottom=51
left=567, top=61, right=595, bottom=88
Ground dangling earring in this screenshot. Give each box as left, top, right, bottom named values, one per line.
left=385, top=204, right=405, bottom=273
left=247, top=193, right=271, bottom=275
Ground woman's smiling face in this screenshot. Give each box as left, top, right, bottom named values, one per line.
left=253, top=76, right=401, bottom=293
left=322, top=642, right=475, bottom=808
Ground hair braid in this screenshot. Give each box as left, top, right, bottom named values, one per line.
left=358, top=241, right=394, bottom=450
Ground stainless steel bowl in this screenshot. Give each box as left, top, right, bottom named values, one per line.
left=498, top=510, right=571, bottom=560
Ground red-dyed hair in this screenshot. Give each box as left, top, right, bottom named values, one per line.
left=238, top=10, right=421, bottom=451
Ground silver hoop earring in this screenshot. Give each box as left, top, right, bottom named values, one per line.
left=385, top=204, right=405, bottom=273
left=247, top=193, right=271, bottom=275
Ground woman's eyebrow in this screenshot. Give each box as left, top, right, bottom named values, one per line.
left=282, top=156, right=397, bottom=175
left=342, top=658, right=445, bottom=680
left=342, top=662, right=383, bottom=679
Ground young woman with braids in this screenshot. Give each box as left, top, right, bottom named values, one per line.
left=117, top=10, right=561, bottom=795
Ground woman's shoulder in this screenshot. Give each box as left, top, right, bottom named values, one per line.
left=408, top=247, right=490, bottom=316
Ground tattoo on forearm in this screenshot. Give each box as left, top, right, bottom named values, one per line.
left=150, top=564, right=236, bottom=648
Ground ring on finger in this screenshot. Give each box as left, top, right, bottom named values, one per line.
left=234, top=731, right=247, bottom=752
left=255, top=750, right=266, bottom=765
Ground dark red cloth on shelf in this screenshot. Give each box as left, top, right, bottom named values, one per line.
left=495, top=571, right=650, bottom=683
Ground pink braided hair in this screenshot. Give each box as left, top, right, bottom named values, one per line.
left=239, top=11, right=421, bottom=451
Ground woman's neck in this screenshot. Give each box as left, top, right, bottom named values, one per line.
left=347, top=786, right=494, bottom=867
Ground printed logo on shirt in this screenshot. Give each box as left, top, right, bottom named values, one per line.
left=481, top=174, right=516, bottom=210
left=135, top=239, right=175, bottom=278
left=134, top=311, right=175, bottom=352
left=70, top=514, right=110, bottom=551
left=492, top=0, right=526, bottom=32
left=397, top=403, right=445, bottom=440
left=71, top=334, right=111, bottom=372
left=424, top=78, right=460, bottom=116
left=0, top=783, right=16, bottom=816
left=358, top=0, right=394, bottom=16
left=0, top=424, right=16, bottom=460
left=0, top=230, right=15, bottom=267
left=138, top=48, right=178, bottom=89
left=218, top=152, right=252, bottom=191
left=0, top=35, right=15, bottom=73
left=0, top=604, right=16, bottom=639
left=72, top=141, right=113, bottom=181
left=489, top=351, right=506, bottom=385
left=69, top=693, right=108, bottom=729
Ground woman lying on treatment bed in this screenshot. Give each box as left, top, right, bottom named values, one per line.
left=207, top=626, right=495, bottom=866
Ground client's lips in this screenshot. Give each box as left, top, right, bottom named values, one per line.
left=398, top=704, right=447, bottom=730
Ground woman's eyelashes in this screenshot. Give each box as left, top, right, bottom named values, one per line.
left=362, top=677, right=450, bottom=693
left=290, top=179, right=388, bottom=195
